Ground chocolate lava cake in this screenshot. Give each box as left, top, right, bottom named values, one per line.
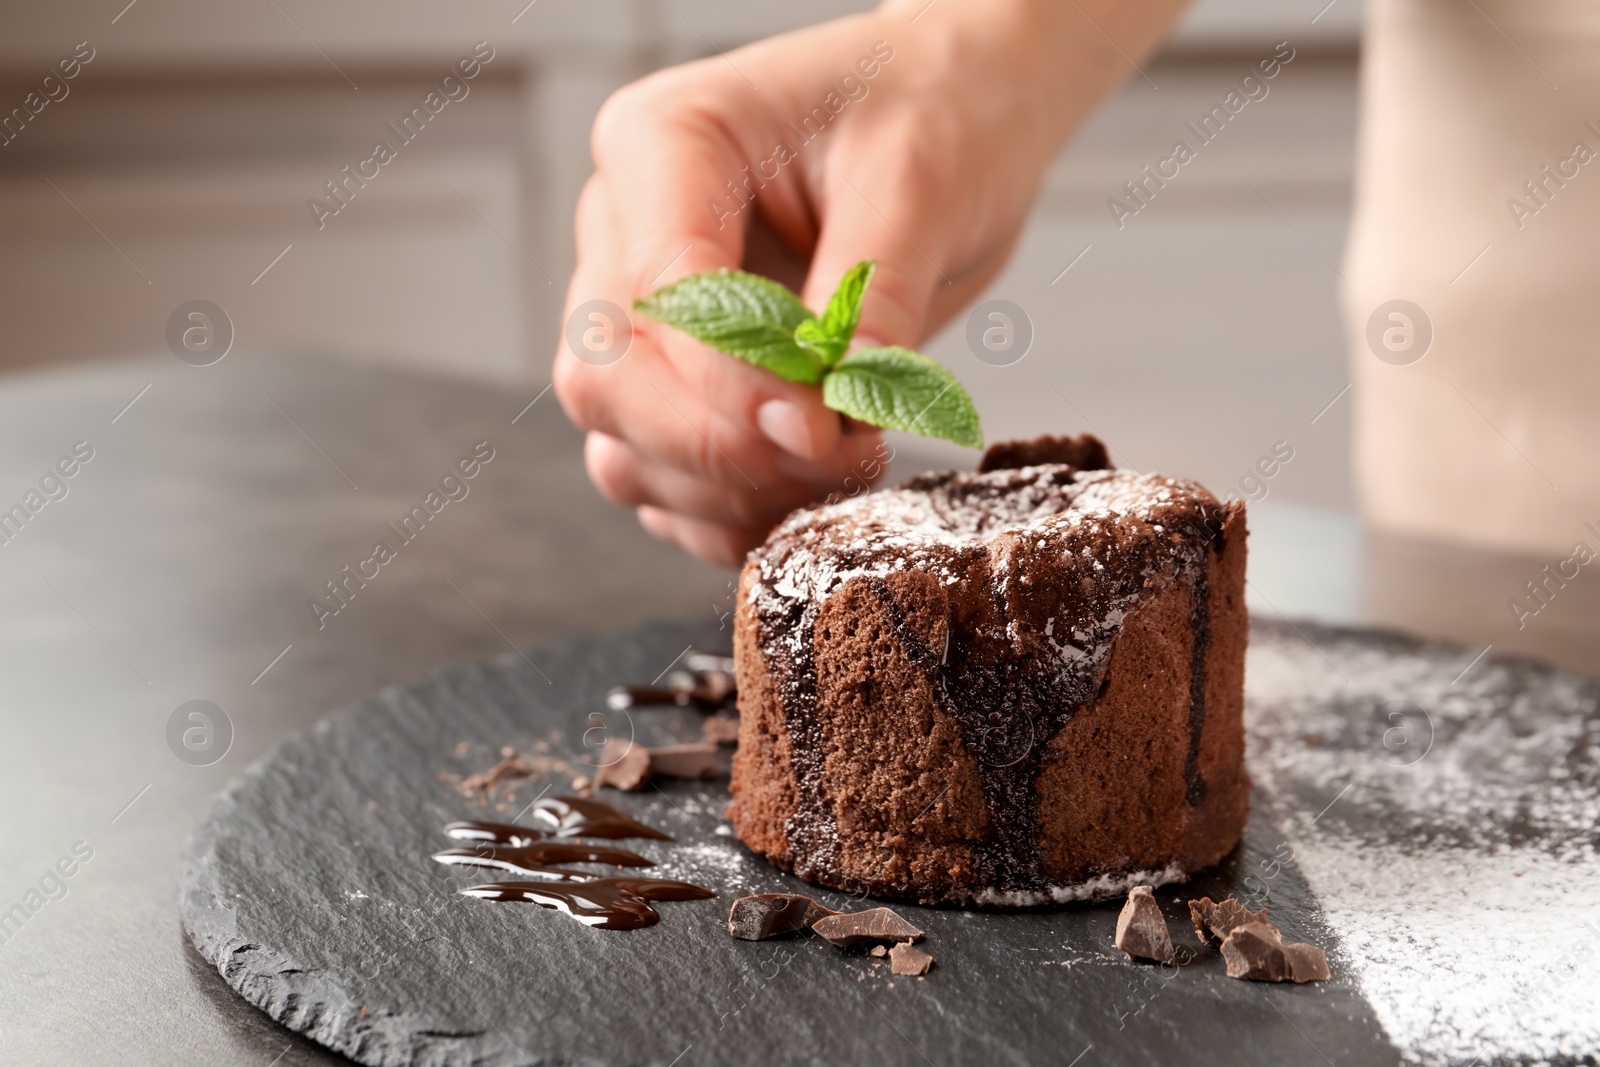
left=728, top=434, right=1248, bottom=906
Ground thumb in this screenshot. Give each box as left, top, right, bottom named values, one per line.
left=800, top=170, right=948, bottom=349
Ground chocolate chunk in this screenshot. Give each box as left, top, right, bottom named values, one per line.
left=727, top=893, right=838, bottom=940
left=594, top=741, right=723, bottom=790
left=647, top=743, right=722, bottom=780
left=1282, top=941, right=1332, bottom=983
left=1114, top=886, right=1175, bottom=964
left=888, top=942, right=933, bottom=976
left=593, top=738, right=652, bottom=791
left=1220, top=923, right=1291, bottom=981
left=869, top=945, right=887, bottom=958
left=702, top=712, right=740, bottom=746
left=977, top=432, right=1111, bottom=473
left=459, top=747, right=532, bottom=795
left=1188, top=896, right=1269, bottom=947
left=1220, top=922, right=1329, bottom=983
left=811, top=907, right=924, bottom=948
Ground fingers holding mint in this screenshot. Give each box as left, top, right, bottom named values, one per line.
left=634, top=260, right=983, bottom=449
left=555, top=44, right=986, bottom=566
left=556, top=166, right=884, bottom=562
left=558, top=172, right=854, bottom=483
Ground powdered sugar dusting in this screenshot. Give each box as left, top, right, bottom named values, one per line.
left=1247, top=620, right=1600, bottom=1065
left=972, top=863, right=1188, bottom=907
left=753, top=465, right=1220, bottom=686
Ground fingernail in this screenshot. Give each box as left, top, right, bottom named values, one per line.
left=757, top=399, right=816, bottom=458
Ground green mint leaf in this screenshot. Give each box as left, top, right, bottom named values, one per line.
left=633, top=268, right=822, bottom=383
left=821, top=346, right=984, bottom=449
left=800, top=259, right=875, bottom=367
left=819, top=260, right=874, bottom=340
left=793, top=317, right=844, bottom=365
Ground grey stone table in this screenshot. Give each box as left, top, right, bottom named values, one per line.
left=0, top=351, right=1595, bottom=1065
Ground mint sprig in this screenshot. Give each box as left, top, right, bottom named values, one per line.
left=633, top=260, right=983, bottom=449
left=632, top=268, right=822, bottom=383
left=822, top=346, right=983, bottom=449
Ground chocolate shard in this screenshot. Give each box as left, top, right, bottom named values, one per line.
left=595, top=740, right=725, bottom=790
left=702, top=712, right=740, bottom=746
left=869, top=945, right=887, bottom=958
left=459, top=747, right=532, bottom=795
left=1220, top=923, right=1292, bottom=981
left=594, top=738, right=652, bottom=792
left=977, top=432, right=1111, bottom=474
left=648, top=743, right=723, bottom=780
left=1114, top=885, right=1175, bottom=964
left=1219, top=922, right=1329, bottom=983
left=727, top=893, right=839, bottom=940
left=888, top=941, right=933, bottom=976
left=1282, top=941, right=1332, bottom=983
left=811, top=907, right=924, bottom=948
left=1188, top=896, right=1269, bottom=947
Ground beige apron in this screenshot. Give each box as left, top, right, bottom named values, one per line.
left=1345, top=0, right=1600, bottom=555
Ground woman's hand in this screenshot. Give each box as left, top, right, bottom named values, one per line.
left=554, top=0, right=1187, bottom=564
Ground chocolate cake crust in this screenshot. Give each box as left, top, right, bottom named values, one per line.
left=730, top=440, right=1248, bottom=907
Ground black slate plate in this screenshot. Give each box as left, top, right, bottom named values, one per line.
left=181, top=619, right=1402, bottom=1067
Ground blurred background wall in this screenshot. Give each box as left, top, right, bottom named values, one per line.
left=0, top=0, right=1362, bottom=514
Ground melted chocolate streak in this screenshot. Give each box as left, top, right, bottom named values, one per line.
left=439, top=798, right=710, bottom=930
left=462, top=879, right=714, bottom=931
left=1182, top=563, right=1213, bottom=806
left=762, top=489, right=1223, bottom=896
left=766, top=597, right=836, bottom=877
left=434, top=841, right=656, bottom=875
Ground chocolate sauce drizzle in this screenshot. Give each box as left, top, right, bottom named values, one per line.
left=434, top=841, right=655, bottom=875
left=461, top=878, right=714, bottom=930
left=443, top=820, right=545, bottom=847
left=750, top=463, right=1231, bottom=898
left=605, top=653, right=737, bottom=713
left=438, top=797, right=710, bottom=929
left=528, top=796, right=673, bottom=840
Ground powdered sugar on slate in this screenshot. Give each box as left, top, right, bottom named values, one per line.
left=1246, top=620, right=1600, bottom=1065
